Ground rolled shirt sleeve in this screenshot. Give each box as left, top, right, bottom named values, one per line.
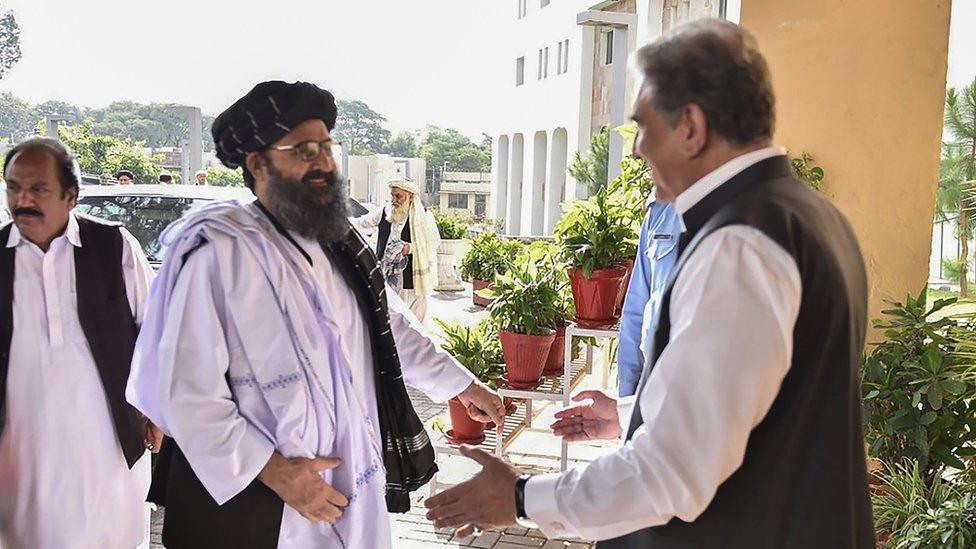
left=524, top=226, right=802, bottom=540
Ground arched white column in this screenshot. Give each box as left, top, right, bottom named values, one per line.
left=507, top=134, right=524, bottom=235
left=529, top=130, right=547, bottom=235
left=493, top=135, right=510, bottom=224
left=545, top=128, right=568, bottom=234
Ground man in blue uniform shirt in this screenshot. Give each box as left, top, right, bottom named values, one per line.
left=617, top=194, right=682, bottom=396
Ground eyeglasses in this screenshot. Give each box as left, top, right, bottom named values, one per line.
left=270, top=139, right=342, bottom=162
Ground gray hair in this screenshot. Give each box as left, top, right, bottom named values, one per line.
left=635, top=18, right=775, bottom=146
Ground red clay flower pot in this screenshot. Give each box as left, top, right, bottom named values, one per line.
left=448, top=397, right=486, bottom=444
left=568, top=267, right=627, bottom=328
left=472, top=279, right=494, bottom=308
left=499, top=330, right=555, bottom=388
left=542, top=324, right=567, bottom=376
left=614, top=259, right=635, bottom=317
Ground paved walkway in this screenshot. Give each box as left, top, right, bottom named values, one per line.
left=150, top=286, right=612, bottom=548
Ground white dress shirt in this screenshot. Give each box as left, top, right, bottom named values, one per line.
left=524, top=148, right=803, bottom=541
left=0, top=214, right=154, bottom=549
left=156, top=230, right=474, bottom=547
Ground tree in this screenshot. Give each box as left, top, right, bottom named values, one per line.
left=420, top=126, right=491, bottom=172
left=383, top=131, right=419, bottom=158
left=0, top=91, right=30, bottom=142
left=0, top=8, right=21, bottom=80
left=568, top=126, right=610, bottom=196
left=333, top=99, right=391, bottom=155
left=939, top=78, right=976, bottom=296
left=205, top=165, right=245, bottom=187
left=32, top=100, right=83, bottom=128
left=58, top=121, right=162, bottom=184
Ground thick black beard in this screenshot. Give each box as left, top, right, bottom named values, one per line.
left=264, top=165, right=351, bottom=243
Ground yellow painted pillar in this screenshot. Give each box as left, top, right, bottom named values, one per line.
left=739, top=0, right=952, bottom=326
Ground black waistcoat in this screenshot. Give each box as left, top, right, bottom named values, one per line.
left=377, top=210, right=414, bottom=289
left=0, top=217, right=146, bottom=468
left=598, top=156, right=874, bottom=549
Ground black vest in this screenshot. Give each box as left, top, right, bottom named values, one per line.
left=377, top=210, right=414, bottom=290
left=0, top=217, right=146, bottom=469
left=599, top=157, right=874, bottom=548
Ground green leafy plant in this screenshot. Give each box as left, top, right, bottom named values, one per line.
left=942, top=258, right=969, bottom=285
left=434, top=319, right=505, bottom=387
left=789, top=151, right=825, bottom=191
left=861, top=289, right=976, bottom=481
left=872, top=460, right=976, bottom=548
left=459, top=231, right=523, bottom=281
left=434, top=213, right=468, bottom=240
left=554, top=185, right=637, bottom=278
left=484, top=258, right=562, bottom=336
left=515, top=240, right=573, bottom=321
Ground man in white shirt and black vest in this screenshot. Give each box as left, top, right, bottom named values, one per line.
left=425, top=19, right=874, bottom=548
left=0, top=137, right=161, bottom=548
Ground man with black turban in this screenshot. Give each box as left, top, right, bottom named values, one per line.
left=127, top=81, right=504, bottom=548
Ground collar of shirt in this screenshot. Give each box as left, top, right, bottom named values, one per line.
left=5, top=212, right=82, bottom=249
left=673, top=146, right=787, bottom=217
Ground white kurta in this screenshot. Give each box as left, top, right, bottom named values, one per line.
left=0, top=215, right=154, bottom=549
left=525, top=148, right=805, bottom=541
left=152, top=228, right=473, bottom=548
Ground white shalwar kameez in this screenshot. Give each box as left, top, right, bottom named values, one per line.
left=0, top=215, right=154, bottom=549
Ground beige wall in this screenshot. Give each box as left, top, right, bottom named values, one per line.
left=740, top=0, right=952, bottom=324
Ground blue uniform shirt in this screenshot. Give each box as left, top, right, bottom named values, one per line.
left=617, top=199, right=682, bottom=397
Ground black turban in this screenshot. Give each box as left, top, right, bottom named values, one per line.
left=212, top=80, right=337, bottom=170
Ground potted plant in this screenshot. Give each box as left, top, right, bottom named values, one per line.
left=610, top=125, right=654, bottom=315
left=555, top=185, right=637, bottom=328
left=435, top=319, right=506, bottom=445
left=460, top=232, right=523, bottom=307
left=483, top=259, right=562, bottom=389
left=434, top=213, right=470, bottom=291
left=513, top=241, right=574, bottom=376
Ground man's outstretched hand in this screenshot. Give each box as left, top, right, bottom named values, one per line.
left=424, top=445, right=520, bottom=538
left=456, top=381, right=506, bottom=434
left=550, top=390, right=622, bottom=442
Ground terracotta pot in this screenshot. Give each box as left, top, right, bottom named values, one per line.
left=448, top=397, right=486, bottom=443
left=568, top=267, right=627, bottom=328
left=472, top=279, right=494, bottom=308
left=614, top=259, right=636, bottom=317
left=542, top=324, right=567, bottom=376
left=500, top=330, right=555, bottom=387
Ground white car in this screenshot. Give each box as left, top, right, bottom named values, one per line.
left=75, top=184, right=372, bottom=266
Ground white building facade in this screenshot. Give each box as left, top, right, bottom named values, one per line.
left=490, top=0, right=741, bottom=236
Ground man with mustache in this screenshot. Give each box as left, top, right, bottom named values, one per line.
left=352, top=179, right=440, bottom=322
left=0, top=137, right=161, bottom=548
left=127, top=81, right=505, bottom=548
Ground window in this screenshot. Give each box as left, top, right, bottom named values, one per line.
left=541, top=0, right=549, bottom=6
left=448, top=194, right=469, bottom=209
left=557, top=41, right=563, bottom=75
left=562, top=39, right=569, bottom=73
left=516, top=56, right=524, bottom=86
left=517, top=0, right=527, bottom=19
left=544, top=47, right=549, bottom=78
left=602, top=30, right=614, bottom=65
left=538, top=49, right=543, bottom=80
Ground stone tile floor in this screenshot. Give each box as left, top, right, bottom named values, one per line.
left=150, top=286, right=613, bottom=548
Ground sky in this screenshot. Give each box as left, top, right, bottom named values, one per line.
left=0, top=0, right=510, bottom=138
left=0, top=1, right=973, bottom=140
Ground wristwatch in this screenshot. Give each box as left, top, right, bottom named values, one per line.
left=514, top=474, right=532, bottom=520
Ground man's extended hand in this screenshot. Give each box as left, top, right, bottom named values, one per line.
left=550, top=390, right=622, bottom=442
left=424, top=445, right=520, bottom=538
left=258, top=452, right=349, bottom=523
left=456, top=381, right=505, bottom=434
